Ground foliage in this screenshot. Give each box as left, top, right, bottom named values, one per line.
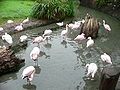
left=31, top=0, right=74, bottom=20
left=96, top=0, right=120, bottom=8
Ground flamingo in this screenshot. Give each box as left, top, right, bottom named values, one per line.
left=56, top=22, right=63, bottom=26
left=61, top=24, right=69, bottom=40
left=7, top=20, right=14, bottom=24
left=20, top=35, right=28, bottom=42
left=2, top=33, right=13, bottom=45
left=30, top=47, right=40, bottom=66
left=22, top=66, right=35, bottom=84
left=0, top=27, right=4, bottom=31
left=22, top=17, right=29, bottom=23
left=68, top=21, right=81, bottom=29
left=103, top=20, right=111, bottom=32
left=86, top=63, right=98, bottom=79
left=74, top=33, right=86, bottom=42
left=15, top=23, right=23, bottom=31
left=33, top=36, right=46, bottom=44
left=101, top=53, right=112, bottom=64
left=86, top=37, right=94, bottom=47
left=42, top=29, right=52, bottom=37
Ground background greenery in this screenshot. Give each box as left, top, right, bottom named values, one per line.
left=31, top=0, right=74, bottom=20
left=0, top=0, right=34, bottom=25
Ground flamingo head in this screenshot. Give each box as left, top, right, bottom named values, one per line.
left=104, top=53, right=107, bottom=55
left=103, top=20, right=105, bottom=24
left=87, top=37, right=91, bottom=40
left=22, top=75, right=28, bottom=79
left=85, top=64, right=90, bottom=68
left=66, top=24, right=69, bottom=27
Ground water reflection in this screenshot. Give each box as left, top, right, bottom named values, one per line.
left=44, top=42, right=52, bottom=49
left=61, top=40, right=67, bottom=48
left=0, top=73, right=17, bottom=83
left=23, top=84, right=36, bottom=90
left=39, top=51, right=50, bottom=59
left=34, top=66, right=41, bottom=74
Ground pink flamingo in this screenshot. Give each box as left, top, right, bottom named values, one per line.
left=74, top=33, right=86, bottom=43
left=30, top=47, right=40, bottom=66
left=61, top=24, right=69, bottom=40
left=43, top=29, right=52, bottom=37
left=22, top=66, right=35, bottom=84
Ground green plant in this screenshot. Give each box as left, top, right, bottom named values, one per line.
left=31, top=0, right=74, bottom=20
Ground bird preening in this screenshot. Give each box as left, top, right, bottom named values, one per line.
left=101, top=53, right=112, bottom=65
left=85, top=63, right=98, bottom=80
left=22, top=66, right=35, bottom=84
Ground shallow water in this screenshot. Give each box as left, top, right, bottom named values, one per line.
left=0, top=6, right=120, bottom=90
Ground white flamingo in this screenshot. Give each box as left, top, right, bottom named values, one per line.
left=86, top=37, right=94, bottom=47
left=2, top=33, right=13, bottom=45
left=56, top=22, right=63, bottom=26
left=0, top=27, right=4, bottom=31
left=15, top=23, right=23, bottom=31
left=61, top=24, right=69, bottom=40
left=43, top=29, right=52, bottom=37
left=101, top=53, right=112, bottom=64
left=74, top=33, right=86, bottom=42
left=7, top=20, right=14, bottom=24
left=20, top=35, right=28, bottom=42
left=103, top=20, right=111, bottom=32
left=86, top=63, right=98, bottom=79
left=30, top=47, right=40, bottom=66
left=22, top=66, right=35, bottom=84
left=22, top=17, right=29, bottom=23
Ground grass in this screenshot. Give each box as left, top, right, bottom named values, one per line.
left=0, top=0, right=34, bottom=25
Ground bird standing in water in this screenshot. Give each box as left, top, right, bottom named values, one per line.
left=86, top=37, right=94, bottom=47
left=85, top=63, right=98, bottom=79
left=103, top=20, right=111, bottom=32
left=22, top=66, right=35, bottom=84
left=30, top=47, right=40, bottom=66
left=61, top=24, right=69, bottom=40
left=74, top=33, right=86, bottom=43
left=101, top=53, right=112, bottom=64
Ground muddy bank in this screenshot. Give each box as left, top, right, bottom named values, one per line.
left=0, top=19, right=58, bottom=36
left=79, top=0, right=120, bottom=20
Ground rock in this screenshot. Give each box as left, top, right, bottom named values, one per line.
left=0, top=48, right=25, bottom=76
left=99, top=66, right=120, bottom=90
left=80, top=16, right=100, bottom=39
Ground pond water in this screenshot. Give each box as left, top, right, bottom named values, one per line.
left=0, top=6, right=120, bottom=90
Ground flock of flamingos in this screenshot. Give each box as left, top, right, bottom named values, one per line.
left=0, top=15, right=112, bottom=84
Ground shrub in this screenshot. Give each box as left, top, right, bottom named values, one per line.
left=31, top=0, right=74, bottom=20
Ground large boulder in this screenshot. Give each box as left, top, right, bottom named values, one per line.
left=0, top=48, right=25, bottom=76
left=80, top=16, right=100, bottom=39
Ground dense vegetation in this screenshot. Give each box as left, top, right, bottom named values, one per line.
left=31, top=0, right=74, bottom=20
left=96, top=0, right=120, bottom=8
